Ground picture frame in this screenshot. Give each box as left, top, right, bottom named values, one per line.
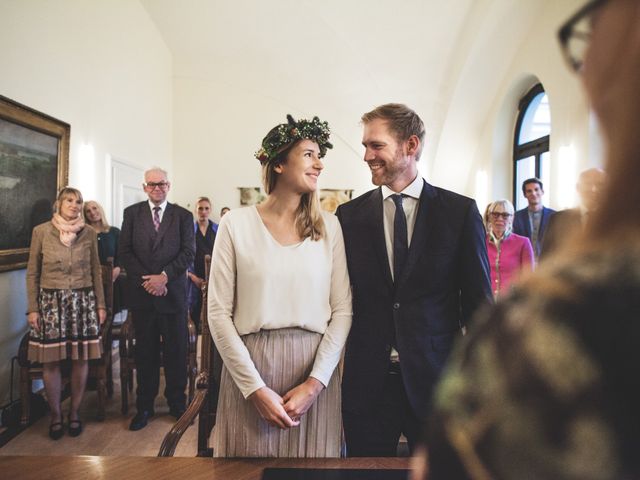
left=0, top=95, right=69, bottom=272
left=319, top=188, right=353, bottom=213
left=238, top=187, right=266, bottom=206
left=237, top=187, right=353, bottom=213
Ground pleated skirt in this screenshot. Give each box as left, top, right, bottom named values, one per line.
left=212, top=327, right=344, bottom=457
left=28, top=288, right=103, bottom=364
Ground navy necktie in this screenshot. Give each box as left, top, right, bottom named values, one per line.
left=391, top=194, right=408, bottom=284
left=153, top=206, right=161, bottom=231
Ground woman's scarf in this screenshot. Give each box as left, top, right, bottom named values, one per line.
left=488, top=226, right=512, bottom=245
left=51, top=213, right=85, bottom=247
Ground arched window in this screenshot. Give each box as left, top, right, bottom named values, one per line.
left=513, top=83, right=551, bottom=210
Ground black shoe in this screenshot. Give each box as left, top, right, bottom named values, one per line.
left=49, top=422, right=64, bottom=440
left=169, top=404, right=186, bottom=419
left=68, top=417, right=83, bottom=437
left=129, top=409, right=154, bottom=431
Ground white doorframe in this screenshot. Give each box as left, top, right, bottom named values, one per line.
left=111, top=159, right=145, bottom=229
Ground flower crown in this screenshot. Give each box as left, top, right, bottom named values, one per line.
left=255, top=114, right=333, bottom=164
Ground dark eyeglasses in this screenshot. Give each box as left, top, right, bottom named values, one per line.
left=144, top=181, right=169, bottom=190
left=489, top=212, right=513, bottom=220
left=558, top=0, right=608, bottom=72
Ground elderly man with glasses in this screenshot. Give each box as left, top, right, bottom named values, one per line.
left=119, top=167, right=195, bottom=431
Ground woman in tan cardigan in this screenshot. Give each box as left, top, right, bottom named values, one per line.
left=26, top=187, right=106, bottom=440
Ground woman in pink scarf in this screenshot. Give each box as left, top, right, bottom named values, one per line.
left=484, top=200, right=534, bottom=298
left=26, top=187, right=106, bottom=440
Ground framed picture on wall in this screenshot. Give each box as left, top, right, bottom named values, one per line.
left=319, top=188, right=353, bottom=213
left=238, top=187, right=266, bottom=206
left=0, top=95, right=69, bottom=272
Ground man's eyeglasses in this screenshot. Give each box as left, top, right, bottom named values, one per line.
left=558, top=0, right=608, bottom=72
left=489, top=212, right=513, bottom=220
left=144, top=181, right=169, bottom=190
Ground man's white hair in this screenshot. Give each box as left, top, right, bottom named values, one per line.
left=144, top=166, right=169, bottom=181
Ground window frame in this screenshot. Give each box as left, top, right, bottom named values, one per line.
left=513, top=83, right=550, bottom=207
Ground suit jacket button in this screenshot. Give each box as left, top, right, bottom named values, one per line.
left=393, top=302, right=400, bottom=309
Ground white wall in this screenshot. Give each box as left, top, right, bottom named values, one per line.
left=146, top=0, right=477, bottom=213
left=170, top=0, right=596, bottom=217
left=0, top=0, right=173, bottom=406
left=435, top=0, right=598, bottom=209
left=171, top=74, right=372, bottom=214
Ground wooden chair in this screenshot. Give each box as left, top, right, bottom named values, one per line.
left=18, top=262, right=115, bottom=425
left=159, top=255, right=222, bottom=457
left=118, top=311, right=135, bottom=414
left=88, top=263, right=115, bottom=420
left=119, top=290, right=198, bottom=415
left=105, top=263, right=125, bottom=398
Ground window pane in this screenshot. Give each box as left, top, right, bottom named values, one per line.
left=540, top=151, right=551, bottom=205
left=518, top=93, right=551, bottom=144
left=515, top=156, right=535, bottom=210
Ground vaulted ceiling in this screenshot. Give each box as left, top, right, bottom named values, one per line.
left=140, top=0, right=548, bottom=188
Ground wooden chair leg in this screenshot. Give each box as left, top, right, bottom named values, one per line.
left=106, top=348, right=114, bottom=398
left=197, top=384, right=211, bottom=456
left=119, top=331, right=131, bottom=415
left=188, top=363, right=196, bottom=405
left=96, top=373, right=106, bottom=421
left=20, top=367, right=31, bottom=426
left=121, top=373, right=129, bottom=415
left=120, top=362, right=129, bottom=415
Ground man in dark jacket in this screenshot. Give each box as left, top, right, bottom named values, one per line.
left=337, top=103, right=492, bottom=456
left=119, top=167, right=195, bottom=430
left=512, top=178, right=556, bottom=259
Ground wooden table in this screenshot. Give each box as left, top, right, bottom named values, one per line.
left=0, top=456, right=410, bottom=480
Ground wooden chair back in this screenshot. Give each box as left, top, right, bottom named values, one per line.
left=159, top=254, right=221, bottom=457
left=88, top=261, right=115, bottom=420
left=197, top=254, right=221, bottom=456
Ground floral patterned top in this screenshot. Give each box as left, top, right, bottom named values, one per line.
left=429, top=245, right=640, bottom=480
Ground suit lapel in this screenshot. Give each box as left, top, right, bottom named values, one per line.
left=367, top=188, right=394, bottom=292
left=397, top=180, right=437, bottom=289
left=152, top=203, right=173, bottom=250
left=540, top=207, right=550, bottom=235
left=524, top=211, right=532, bottom=238
left=140, top=202, right=155, bottom=235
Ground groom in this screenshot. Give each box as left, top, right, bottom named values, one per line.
left=337, top=103, right=491, bottom=456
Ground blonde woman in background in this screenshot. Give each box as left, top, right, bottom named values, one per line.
left=484, top=199, right=534, bottom=298
left=27, top=188, right=106, bottom=440
left=84, top=200, right=121, bottom=281
left=187, top=196, right=217, bottom=329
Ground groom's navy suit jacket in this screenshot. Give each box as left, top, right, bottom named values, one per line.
left=337, top=180, right=492, bottom=418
